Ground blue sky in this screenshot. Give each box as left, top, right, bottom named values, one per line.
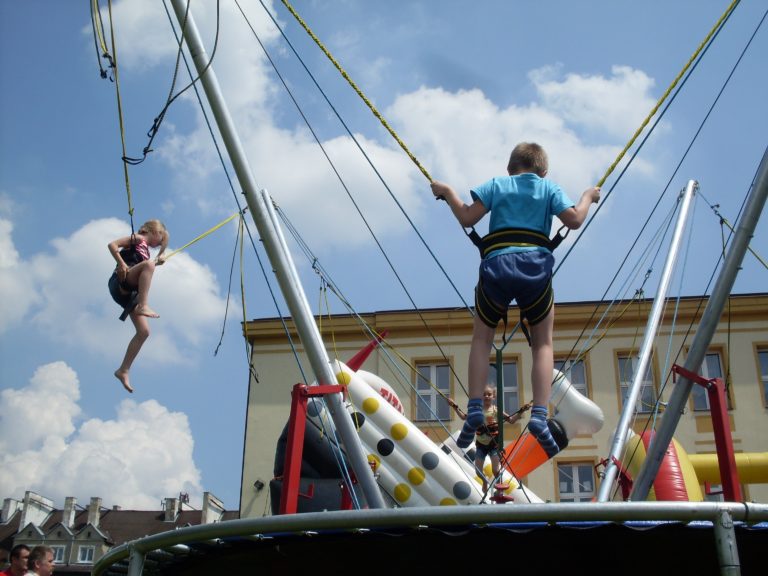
left=1, top=0, right=766, bottom=511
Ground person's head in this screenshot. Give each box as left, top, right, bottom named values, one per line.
left=138, top=219, right=169, bottom=251
left=482, top=386, right=496, bottom=403
left=8, top=544, right=30, bottom=574
left=27, top=546, right=54, bottom=576
left=507, top=142, right=548, bottom=177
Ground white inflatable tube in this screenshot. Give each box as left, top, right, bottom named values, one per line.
left=550, top=369, right=604, bottom=438
left=356, top=369, right=405, bottom=414
left=332, top=361, right=481, bottom=505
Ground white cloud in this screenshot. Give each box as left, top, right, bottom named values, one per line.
left=0, top=216, right=227, bottom=364
left=104, top=0, right=282, bottom=100
left=105, top=0, right=660, bottom=255
left=387, top=86, right=616, bottom=196
left=0, top=218, right=39, bottom=332
left=530, top=65, right=658, bottom=140
left=0, top=361, right=201, bottom=509
left=0, top=362, right=80, bottom=454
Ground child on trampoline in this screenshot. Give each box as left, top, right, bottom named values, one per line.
left=432, top=142, right=599, bottom=456
left=449, top=386, right=530, bottom=495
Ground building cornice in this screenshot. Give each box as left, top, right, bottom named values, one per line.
left=244, top=293, right=768, bottom=345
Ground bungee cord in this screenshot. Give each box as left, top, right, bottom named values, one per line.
left=99, top=0, right=763, bottom=503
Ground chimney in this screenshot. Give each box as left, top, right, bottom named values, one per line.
left=62, top=497, right=77, bottom=529
left=19, top=491, right=54, bottom=529
left=201, top=492, right=224, bottom=525
left=2, top=498, right=22, bottom=523
left=163, top=498, right=179, bottom=522
left=87, top=497, right=102, bottom=529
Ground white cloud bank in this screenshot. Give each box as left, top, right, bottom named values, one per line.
left=0, top=361, right=201, bottom=509
left=0, top=216, right=228, bottom=362
left=103, top=0, right=659, bottom=255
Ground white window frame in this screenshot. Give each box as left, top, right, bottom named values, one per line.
left=415, top=362, right=450, bottom=422
left=758, top=348, right=768, bottom=409
left=557, top=462, right=596, bottom=502
left=704, top=481, right=725, bottom=502
left=555, top=357, right=589, bottom=398
left=487, top=359, right=520, bottom=413
left=50, top=545, right=66, bottom=564
left=77, top=545, right=95, bottom=564
left=692, top=351, right=727, bottom=411
left=617, top=354, right=656, bottom=413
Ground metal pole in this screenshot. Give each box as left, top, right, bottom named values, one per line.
left=168, top=0, right=384, bottom=509
left=126, top=546, right=145, bottom=576
left=597, top=180, right=698, bottom=501
left=713, top=508, right=741, bottom=576
left=632, top=148, right=768, bottom=500
left=93, top=500, right=768, bottom=575
left=495, top=349, right=505, bottom=448
left=256, top=189, right=386, bottom=509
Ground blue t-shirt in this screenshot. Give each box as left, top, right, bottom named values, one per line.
left=471, top=173, right=574, bottom=258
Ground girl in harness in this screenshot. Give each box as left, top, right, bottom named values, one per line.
left=449, top=386, right=531, bottom=495
left=107, top=219, right=168, bottom=393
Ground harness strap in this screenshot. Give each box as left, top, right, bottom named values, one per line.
left=467, top=226, right=570, bottom=257
left=477, top=422, right=499, bottom=437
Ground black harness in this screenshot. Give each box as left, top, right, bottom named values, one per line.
left=469, top=226, right=566, bottom=345
left=466, top=225, right=569, bottom=257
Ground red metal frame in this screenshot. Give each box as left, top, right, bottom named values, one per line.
left=279, top=383, right=346, bottom=514
left=598, top=456, right=634, bottom=500
left=672, top=364, right=742, bottom=501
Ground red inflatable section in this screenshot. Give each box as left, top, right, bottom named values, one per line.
left=641, top=431, right=689, bottom=501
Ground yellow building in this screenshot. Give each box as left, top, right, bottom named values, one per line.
left=240, top=293, right=768, bottom=517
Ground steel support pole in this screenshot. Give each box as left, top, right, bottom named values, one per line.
left=632, top=148, right=768, bottom=500
left=713, top=508, right=741, bottom=576
left=126, top=546, right=145, bottom=576
left=168, top=0, right=384, bottom=509
left=597, top=180, right=698, bottom=501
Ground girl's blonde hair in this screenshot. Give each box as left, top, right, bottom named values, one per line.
left=138, top=219, right=169, bottom=252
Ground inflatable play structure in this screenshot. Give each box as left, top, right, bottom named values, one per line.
left=621, top=430, right=768, bottom=501
left=271, top=360, right=605, bottom=511
left=502, top=369, right=605, bottom=479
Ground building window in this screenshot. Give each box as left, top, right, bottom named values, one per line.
left=50, top=546, right=65, bottom=564
left=617, top=354, right=656, bottom=413
left=77, top=546, right=95, bottom=564
left=487, top=359, right=520, bottom=412
left=415, top=362, right=450, bottom=421
left=758, top=348, right=768, bottom=408
left=692, top=351, right=731, bottom=411
left=555, top=357, right=589, bottom=398
left=557, top=462, right=596, bottom=502
left=704, top=483, right=724, bottom=502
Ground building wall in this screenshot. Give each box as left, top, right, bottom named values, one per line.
left=241, top=294, right=768, bottom=516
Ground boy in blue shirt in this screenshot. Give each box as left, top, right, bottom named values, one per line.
left=431, top=142, right=600, bottom=455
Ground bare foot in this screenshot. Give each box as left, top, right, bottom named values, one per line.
left=134, top=304, right=160, bottom=318
left=114, top=370, right=134, bottom=393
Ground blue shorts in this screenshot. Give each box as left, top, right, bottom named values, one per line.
left=475, top=250, right=554, bottom=328
left=474, top=440, right=501, bottom=461
left=108, top=272, right=134, bottom=308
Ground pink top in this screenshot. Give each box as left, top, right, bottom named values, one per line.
left=134, top=237, right=150, bottom=262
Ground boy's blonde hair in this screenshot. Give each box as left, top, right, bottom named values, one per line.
left=507, top=142, right=548, bottom=177
left=138, top=219, right=169, bottom=251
